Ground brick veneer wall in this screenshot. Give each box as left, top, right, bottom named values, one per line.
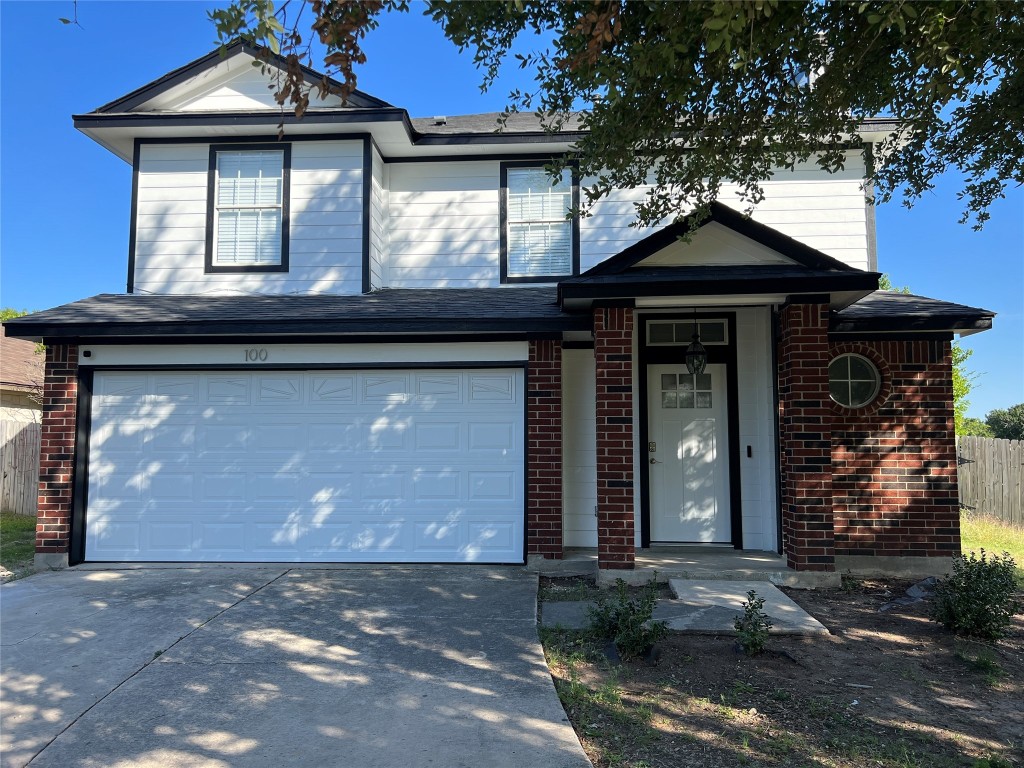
left=594, top=306, right=635, bottom=569
left=36, top=344, right=79, bottom=559
left=777, top=302, right=835, bottom=571
left=831, top=340, right=960, bottom=559
left=527, top=339, right=563, bottom=558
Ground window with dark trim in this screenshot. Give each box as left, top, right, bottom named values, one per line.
left=206, top=143, right=290, bottom=273
left=828, top=353, right=881, bottom=408
left=500, top=161, right=579, bottom=283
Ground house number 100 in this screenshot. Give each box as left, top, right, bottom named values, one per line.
left=245, top=348, right=268, bottom=362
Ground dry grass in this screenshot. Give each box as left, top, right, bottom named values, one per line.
left=961, top=511, right=1024, bottom=580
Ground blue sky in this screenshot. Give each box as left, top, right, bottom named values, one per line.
left=1, top=1, right=1021, bottom=417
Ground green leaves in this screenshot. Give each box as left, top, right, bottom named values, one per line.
left=207, top=0, right=1023, bottom=229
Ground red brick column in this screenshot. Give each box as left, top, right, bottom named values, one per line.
left=527, top=339, right=563, bottom=559
left=36, top=344, right=79, bottom=564
left=594, top=306, right=635, bottom=569
left=777, top=302, right=834, bottom=571
left=832, top=340, right=960, bottom=559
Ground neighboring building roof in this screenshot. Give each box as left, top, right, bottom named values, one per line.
left=0, top=325, right=44, bottom=392
left=830, top=291, right=995, bottom=336
left=1, top=288, right=588, bottom=340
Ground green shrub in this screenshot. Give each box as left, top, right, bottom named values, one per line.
left=931, top=550, right=1022, bottom=641
left=734, top=590, right=773, bottom=656
left=587, top=578, right=668, bottom=659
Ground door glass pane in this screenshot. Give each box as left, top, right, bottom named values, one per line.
left=695, top=373, right=712, bottom=391
left=698, top=322, right=726, bottom=343
left=680, top=391, right=695, bottom=409
left=650, top=324, right=674, bottom=344
left=661, top=373, right=676, bottom=389
left=680, top=375, right=695, bottom=392
left=696, top=392, right=713, bottom=408
left=662, top=391, right=677, bottom=408
left=674, top=323, right=696, bottom=342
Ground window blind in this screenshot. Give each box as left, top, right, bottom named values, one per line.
left=215, top=151, right=284, bottom=265
left=506, top=168, right=572, bottom=277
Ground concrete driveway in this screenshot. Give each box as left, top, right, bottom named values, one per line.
left=1, top=566, right=591, bottom=768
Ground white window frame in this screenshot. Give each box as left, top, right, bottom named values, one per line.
left=501, top=163, right=578, bottom=282
left=206, top=144, right=290, bottom=273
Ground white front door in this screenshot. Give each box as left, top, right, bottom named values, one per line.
left=647, top=364, right=731, bottom=543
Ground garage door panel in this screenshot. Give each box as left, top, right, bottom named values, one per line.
left=86, top=369, right=525, bottom=563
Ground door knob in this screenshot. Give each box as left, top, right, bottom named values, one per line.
left=649, top=458, right=662, bottom=465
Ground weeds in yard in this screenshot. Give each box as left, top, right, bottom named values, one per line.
left=0, top=512, right=36, bottom=580
left=588, top=578, right=668, bottom=660
left=734, top=589, right=773, bottom=656
left=931, top=550, right=1022, bottom=641
left=955, top=640, right=1005, bottom=686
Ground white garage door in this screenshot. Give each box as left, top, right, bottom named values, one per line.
left=85, top=369, right=525, bottom=563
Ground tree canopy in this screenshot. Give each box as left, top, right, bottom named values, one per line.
left=986, top=403, right=1024, bottom=441
left=211, top=0, right=1023, bottom=228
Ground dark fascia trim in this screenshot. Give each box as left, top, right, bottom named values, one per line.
left=93, top=39, right=391, bottom=114
left=782, top=293, right=832, bottom=306
left=69, top=368, right=93, bottom=566
left=577, top=201, right=865, bottom=278
left=388, top=151, right=570, bottom=164
left=829, top=317, right=993, bottom=334
left=20, top=317, right=591, bottom=340
left=559, top=274, right=878, bottom=301
left=126, top=139, right=141, bottom=293
left=204, top=143, right=291, bottom=274
left=828, top=331, right=955, bottom=341
left=74, top=110, right=587, bottom=151
left=500, top=160, right=580, bottom=284
left=592, top=298, right=637, bottom=309
left=362, top=137, right=373, bottom=293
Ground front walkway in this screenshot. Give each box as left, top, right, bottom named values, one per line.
left=1, top=566, right=591, bottom=768
left=535, top=547, right=841, bottom=588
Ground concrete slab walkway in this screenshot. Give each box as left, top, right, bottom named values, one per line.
left=1, top=566, right=591, bottom=768
left=541, top=579, right=828, bottom=636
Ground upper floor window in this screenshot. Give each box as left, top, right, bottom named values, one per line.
left=206, top=145, right=290, bottom=273
left=501, top=163, right=579, bottom=282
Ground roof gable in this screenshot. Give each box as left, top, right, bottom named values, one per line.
left=582, top=202, right=861, bottom=277
left=94, top=40, right=391, bottom=114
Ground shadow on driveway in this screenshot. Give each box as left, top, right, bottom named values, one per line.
left=1, top=566, right=591, bottom=768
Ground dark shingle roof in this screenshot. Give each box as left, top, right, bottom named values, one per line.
left=2, top=288, right=587, bottom=340
left=831, top=291, right=995, bottom=334
left=411, top=112, right=586, bottom=136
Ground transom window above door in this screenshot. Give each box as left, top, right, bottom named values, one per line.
left=648, top=321, right=727, bottom=346
left=660, top=372, right=713, bottom=409
left=206, top=145, right=290, bottom=273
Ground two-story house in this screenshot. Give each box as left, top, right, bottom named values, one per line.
left=6, top=42, right=993, bottom=576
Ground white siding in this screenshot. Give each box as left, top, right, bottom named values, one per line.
left=734, top=307, right=779, bottom=551
left=562, top=349, right=598, bottom=548
left=386, top=161, right=501, bottom=287
left=175, top=66, right=343, bottom=112
left=369, top=144, right=388, bottom=289
left=581, top=152, right=870, bottom=271
left=133, top=141, right=364, bottom=295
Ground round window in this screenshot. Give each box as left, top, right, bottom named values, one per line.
left=828, top=354, right=881, bottom=408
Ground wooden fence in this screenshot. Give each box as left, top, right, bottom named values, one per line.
left=957, top=436, right=1024, bottom=526
left=0, top=421, right=40, bottom=516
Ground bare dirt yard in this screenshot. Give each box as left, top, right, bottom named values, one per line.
left=540, top=577, right=1023, bottom=768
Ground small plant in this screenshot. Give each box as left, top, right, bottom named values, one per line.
left=587, top=578, right=668, bottom=660
left=734, top=590, right=773, bottom=656
left=930, top=549, right=1022, bottom=641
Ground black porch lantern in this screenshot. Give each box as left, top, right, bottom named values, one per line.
left=684, top=311, right=707, bottom=375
